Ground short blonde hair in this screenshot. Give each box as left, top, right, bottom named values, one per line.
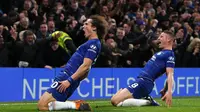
left=187, top=38, right=200, bottom=52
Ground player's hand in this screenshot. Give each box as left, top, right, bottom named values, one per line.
left=57, top=80, right=70, bottom=93
left=44, top=65, right=53, bottom=69
left=159, top=89, right=166, bottom=98
left=161, top=92, right=172, bottom=107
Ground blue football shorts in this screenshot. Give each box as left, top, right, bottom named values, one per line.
left=127, top=77, right=154, bottom=99
left=47, top=71, right=80, bottom=101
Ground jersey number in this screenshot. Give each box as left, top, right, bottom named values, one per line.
left=130, top=83, right=138, bottom=88
left=51, top=82, right=59, bottom=88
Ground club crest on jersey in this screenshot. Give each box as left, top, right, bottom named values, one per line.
left=168, top=56, right=174, bottom=61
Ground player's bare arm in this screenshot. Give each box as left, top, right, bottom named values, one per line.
left=162, top=67, right=174, bottom=107
left=71, top=58, right=93, bottom=80
left=57, top=58, right=93, bottom=93
left=160, top=80, right=168, bottom=97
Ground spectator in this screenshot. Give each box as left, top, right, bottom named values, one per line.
left=174, top=27, right=191, bottom=67
left=78, top=0, right=91, bottom=17
left=115, top=27, right=130, bottom=67
left=65, top=0, right=84, bottom=21
left=50, top=31, right=77, bottom=56
left=0, top=36, right=13, bottom=67
left=47, top=20, right=56, bottom=34
left=123, top=22, right=137, bottom=44
left=15, top=17, right=30, bottom=33
left=11, top=29, right=40, bottom=67
left=102, top=37, right=120, bottom=67
left=193, top=23, right=200, bottom=38
left=38, top=0, right=52, bottom=16
left=36, top=23, right=49, bottom=39
left=37, top=39, right=70, bottom=69
left=108, top=18, right=117, bottom=31
left=182, top=38, right=200, bottom=67
left=0, top=24, right=10, bottom=42
left=1, top=10, right=18, bottom=28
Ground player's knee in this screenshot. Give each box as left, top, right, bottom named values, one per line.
left=37, top=100, right=49, bottom=111
left=111, top=96, right=119, bottom=106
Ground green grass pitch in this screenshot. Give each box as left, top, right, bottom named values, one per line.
left=0, top=97, right=199, bottom=112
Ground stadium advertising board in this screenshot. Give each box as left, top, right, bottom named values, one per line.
left=0, top=68, right=199, bottom=102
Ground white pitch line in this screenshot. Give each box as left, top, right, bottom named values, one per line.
left=0, top=103, right=37, bottom=106
left=0, top=100, right=107, bottom=106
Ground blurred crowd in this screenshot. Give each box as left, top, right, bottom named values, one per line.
left=0, top=0, right=200, bottom=68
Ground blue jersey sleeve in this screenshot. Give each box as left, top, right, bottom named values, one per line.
left=84, top=44, right=100, bottom=61
left=166, top=54, right=175, bottom=68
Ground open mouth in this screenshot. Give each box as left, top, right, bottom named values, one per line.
left=157, top=41, right=161, bottom=45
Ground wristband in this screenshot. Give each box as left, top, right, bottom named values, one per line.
left=67, top=77, right=74, bottom=84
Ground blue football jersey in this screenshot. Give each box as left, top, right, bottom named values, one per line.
left=64, top=39, right=101, bottom=75
left=138, top=49, right=175, bottom=81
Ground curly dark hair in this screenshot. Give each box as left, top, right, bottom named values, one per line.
left=90, top=15, right=108, bottom=40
